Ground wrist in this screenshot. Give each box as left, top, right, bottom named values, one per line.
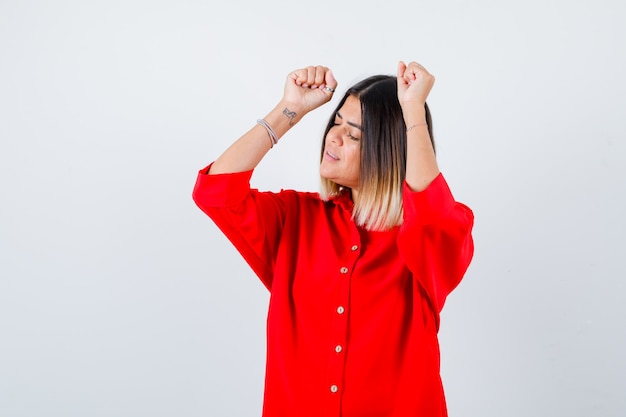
left=405, top=122, right=428, bottom=133
left=401, top=100, right=426, bottom=114
left=402, top=104, right=426, bottom=125
left=277, top=100, right=307, bottom=125
left=260, top=102, right=304, bottom=144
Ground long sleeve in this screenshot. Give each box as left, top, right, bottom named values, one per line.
left=192, top=164, right=287, bottom=289
left=397, top=173, right=474, bottom=328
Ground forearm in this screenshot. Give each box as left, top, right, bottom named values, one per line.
left=403, top=104, right=439, bottom=192
left=209, top=101, right=304, bottom=175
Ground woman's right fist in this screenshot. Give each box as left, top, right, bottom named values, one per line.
left=283, top=65, right=338, bottom=114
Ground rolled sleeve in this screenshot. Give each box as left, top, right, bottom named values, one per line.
left=402, top=173, right=458, bottom=225
left=192, top=164, right=254, bottom=208
left=192, top=163, right=286, bottom=290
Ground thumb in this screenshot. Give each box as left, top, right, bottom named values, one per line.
left=397, top=61, right=407, bottom=85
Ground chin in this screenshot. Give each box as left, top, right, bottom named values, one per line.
left=319, top=167, right=332, bottom=181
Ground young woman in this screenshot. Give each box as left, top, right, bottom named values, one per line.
left=193, top=61, right=474, bottom=417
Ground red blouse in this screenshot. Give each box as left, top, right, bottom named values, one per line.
left=193, top=164, right=474, bottom=417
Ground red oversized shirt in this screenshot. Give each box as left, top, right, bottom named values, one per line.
left=193, top=164, right=474, bottom=417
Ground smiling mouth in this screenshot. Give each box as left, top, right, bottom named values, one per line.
left=326, top=150, right=339, bottom=160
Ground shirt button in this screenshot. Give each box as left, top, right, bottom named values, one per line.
left=351, top=245, right=358, bottom=251
left=335, top=345, right=343, bottom=353
left=330, top=384, right=338, bottom=393
left=337, top=306, right=345, bottom=314
left=340, top=267, right=348, bottom=274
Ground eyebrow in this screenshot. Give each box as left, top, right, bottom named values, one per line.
left=336, top=111, right=363, bottom=130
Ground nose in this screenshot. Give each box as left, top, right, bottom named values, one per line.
left=328, top=127, right=343, bottom=146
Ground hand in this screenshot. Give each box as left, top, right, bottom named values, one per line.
left=282, top=65, right=338, bottom=114
left=397, top=61, right=435, bottom=107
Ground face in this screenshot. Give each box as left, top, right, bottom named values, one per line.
left=320, top=95, right=362, bottom=192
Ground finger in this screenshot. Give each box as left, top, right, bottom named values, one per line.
left=312, top=65, right=326, bottom=88
left=318, top=69, right=338, bottom=95
left=289, top=68, right=305, bottom=86
left=397, top=61, right=406, bottom=78
left=303, top=66, right=316, bottom=88
left=324, top=69, right=338, bottom=90
left=397, top=61, right=409, bottom=86
left=408, top=62, right=431, bottom=79
left=404, top=63, right=418, bottom=84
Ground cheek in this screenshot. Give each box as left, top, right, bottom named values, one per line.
left=348, top=148, right=361, bottom=174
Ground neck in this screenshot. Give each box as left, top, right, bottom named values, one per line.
left=350, top=187, right=359, bottom=203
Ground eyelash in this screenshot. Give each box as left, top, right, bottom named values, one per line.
left=333, top=121, right=359, bottom=141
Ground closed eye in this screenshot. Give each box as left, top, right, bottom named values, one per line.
left=333, top=113, right=361, bottom=141
left=336, top=111, right=363, bottom=130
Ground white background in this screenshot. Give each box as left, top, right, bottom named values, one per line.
left=1, top=0, right=625, bottom=416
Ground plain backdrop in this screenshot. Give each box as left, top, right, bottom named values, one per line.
left=1, top=0, right=625, bottom=416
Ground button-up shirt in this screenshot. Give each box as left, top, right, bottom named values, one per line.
left=193, top=164, right=474, bottom=417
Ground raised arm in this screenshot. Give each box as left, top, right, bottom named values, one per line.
left=209, top=66, right=338, bottom=175
left=396, top=61, right=439, bottom=192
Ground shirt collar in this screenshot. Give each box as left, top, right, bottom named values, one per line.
left=330, top=189, right=354, bottom=211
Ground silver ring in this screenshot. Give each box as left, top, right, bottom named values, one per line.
left=324, top=86, right=336, bottom=93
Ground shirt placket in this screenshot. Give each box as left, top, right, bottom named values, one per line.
left=327, top=225, right=361, bottom=415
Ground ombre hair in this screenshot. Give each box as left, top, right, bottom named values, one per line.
left=319, top=75, right=435, bottom=231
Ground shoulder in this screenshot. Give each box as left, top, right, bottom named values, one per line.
left=275, top=189, right=323, bottom=206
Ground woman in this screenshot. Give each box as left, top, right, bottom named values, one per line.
left=193, top=61, right=474, bottom=417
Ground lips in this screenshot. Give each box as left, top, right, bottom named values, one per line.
left=325, top=150, right=339, bottom=160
